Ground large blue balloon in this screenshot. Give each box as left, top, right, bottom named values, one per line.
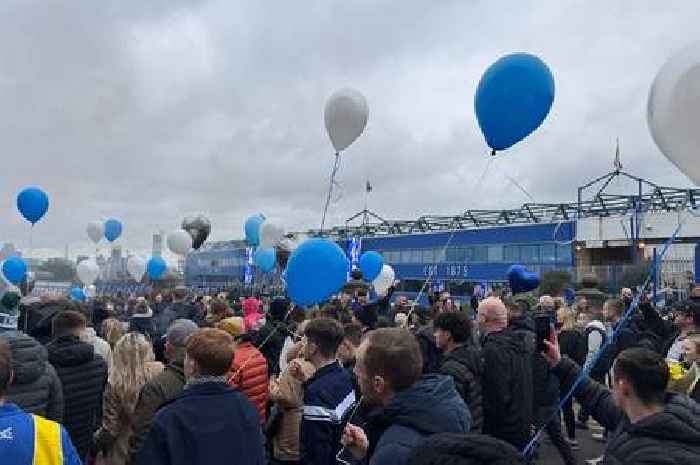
left=17, top=187, right=49, bottom=225
left=359, top=251, right=384, bottom=282
left=2, top=257, right=27, bottom=285
left=286, top=239, right=349, bottom=307
left=255, top=248, right=276, bottom=273
left=506, top=264, right=540, bottom=294
left=147, top=256, right=167, bottom=280
left=475, top=53, right=555, bottom=152
left=244, top=214, right=265, bottom=247
left=104, top=219, right=123, bottom=242
left=69, top=287, right=86, bottom=302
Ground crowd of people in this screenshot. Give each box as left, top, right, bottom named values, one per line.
left=1, top=274, right=700, bottom=465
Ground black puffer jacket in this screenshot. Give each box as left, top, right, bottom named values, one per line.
left=553, top=356, right=700, bottom=464
left=481, top=328, right=533, bottom=450
left=408, top=432, right=524, bottom=465
left=2, top=331, right=63, bottom=422
left=439, top=344, right=483, bottom=432
left=47, top=335, right=108, bottom=459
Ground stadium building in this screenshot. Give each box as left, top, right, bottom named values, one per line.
left=185, top=168, right=700, bottom=298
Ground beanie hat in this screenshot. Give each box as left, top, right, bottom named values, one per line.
left=408, top=433, right=523, bottom=465
left=269, top=297, right=289, bottom=322
left=166, top=319, right=198, bottom=347
left=217, top=317, right=245, bottom=338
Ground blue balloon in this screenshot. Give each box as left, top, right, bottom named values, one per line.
left=69, top=287, right=86, bottom=302
left=17, top=187, right=49, bottom=225
left=506, top=264, right=540, bottom=294
left=147, top=256, right=167, bottom=280
left=255, top=248, right=276, bottom=273
left=286, top=239, right=349, bottom=307
left=564, top=287, right=576, bottom=305
left=475, top=53, right=555, bottom=152
left=104, top=219, right=123, bottom=242
left=2, top=257, right=27, bottom=285
left=244, top=213, right=265, bottom=247
left=359, top=251, right=384, bottom=282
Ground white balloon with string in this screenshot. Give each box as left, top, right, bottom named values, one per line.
left=167, top=229, right=193, bottom=256
left=324, top=88, right=369, bottom=152
left=77, top=259, right=100, bottom=286
left=373, top=265, right=395, bottom=297
left=260, top=220, right=285, bottom=250
left=87, top=221, right=105, bottom=244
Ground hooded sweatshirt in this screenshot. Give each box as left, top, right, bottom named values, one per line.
left=364, top=375, right=471, bottom=465
left=554, top=356, right=700, bottom=464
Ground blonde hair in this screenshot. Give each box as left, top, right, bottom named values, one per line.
left=557, top=306, right=577, bottom=331
left=108, top=332, right=158, bottom=413
left=102, top=318, right=124, bottom=349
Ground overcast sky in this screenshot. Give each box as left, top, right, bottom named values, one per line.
left=0, top=0, right=698, bottom=260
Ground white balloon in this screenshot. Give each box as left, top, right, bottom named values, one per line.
left=85, top=284, right=97, bottom=298
left=127, top=255, right=147, bottom=281
left=260, top=220, right=285, bottom=250
left=324, top=88, right=369, bottom=152
left=167, top=229, right=193, bottom=256
left=648, top=42, right=700, bottom=185
left=373, top=265, right=395, bottom=297
left=76, top=260, right=100, bottom=286
left=87, top=221, right=105, bottom=244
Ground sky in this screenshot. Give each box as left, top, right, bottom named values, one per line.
left=0, top=0, right=698, bottom=260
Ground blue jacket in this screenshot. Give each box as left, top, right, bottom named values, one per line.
left=301, top=361, right=355, bottom=465
left=0, top=402, right=81, bottom=465
left=134, top=382, right=264, bottom=465
left=364, top=375, right=471, bottom=465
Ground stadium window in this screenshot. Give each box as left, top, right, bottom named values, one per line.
left=556, top=244, right=573, bottom=263
left=401, top=249, right=412, bottom=263
left=383, top=250, right=396, bottom=263
left=445, top=247, right=459, bottom=262
left=504, top=245, right=520, bottom=262
left=541, top=244, right=556, bottom=263
left=454, top=248, right=467, bottom=262
left=422, top=249, right=435, bottom=263
left=520, top=245, right=540, bottom=263
left=463, top=247, right=474, bottom=261
left=473, top=246, right=488, bottom=262
left=433, top=248, right=446, bottom=262
left=411, top=249, right=423, bottom=263
left=488, top=245, right=503, bottom=262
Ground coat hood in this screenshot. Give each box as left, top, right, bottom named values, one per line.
left=47, top=335, right=96, bottom=367
left=3, top=331, right=47, bottom=384
left=382, top=374, right=471, bottom=436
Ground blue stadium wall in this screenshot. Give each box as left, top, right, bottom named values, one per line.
left=184, top=222, right=576, bottom=287
left=358, top=222, right=576, bottom=282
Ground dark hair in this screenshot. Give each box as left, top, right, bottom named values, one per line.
left=364, top=328, right=422, bottom=392
left=186, top=328, right=235, bottom=376
left=604, top=299, right=625, bottom=318
left=52, top=310, right=87, bottom=337
left=676, top=300, right=700, bottom=326
left=343, top=323, right=363, bottom=347
left=612, top=348, right=669, bottom=405
left=0, top=340, right=11, bottom=396
left=434, top=312, right=473, bottom=344
left=304, top=318, right=345, bottom=358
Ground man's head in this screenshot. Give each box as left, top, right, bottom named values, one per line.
left=434, top=312, right=472, bottom=352
left=173, top=287, right=187, bottom=302
left=611, top=348, right=669, bottom=413
left=674, top=300, right=700, bottom=332
left=354, top=328, right=422, bottom=406
left=302, top=318, right=344, bottom=366
left=603, top=299, right=625, bottom=324
left=356, top=289, right=369, bottom=306
left=620, top=288, right=633, bottom=306
left=154, top=294, right=163, bottom=304
left=477, top=297, right=508, bottom=335
left=538, top=295, right=555, bottom=313
left=184, top=328, right=235, bottom=381
left=165, top=319, right=198, bottom=363
left=337, top=322, right=363, bottom=364
left=0, top=340, right=12, bottom=400
left=52, top=310, right=87, bottom=338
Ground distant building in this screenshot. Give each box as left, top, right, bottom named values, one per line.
left=153, top=232, right=163, bottom=258
left=76, top=255, right=89, bottom=265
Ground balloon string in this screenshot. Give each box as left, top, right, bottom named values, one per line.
left=321, top=152, right=341, bottom=232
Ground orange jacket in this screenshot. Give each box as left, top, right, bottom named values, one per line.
left=229, top=341, right=269, bottom=423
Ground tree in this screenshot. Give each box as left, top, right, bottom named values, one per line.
left=539, top=270, right=572, bottom=297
